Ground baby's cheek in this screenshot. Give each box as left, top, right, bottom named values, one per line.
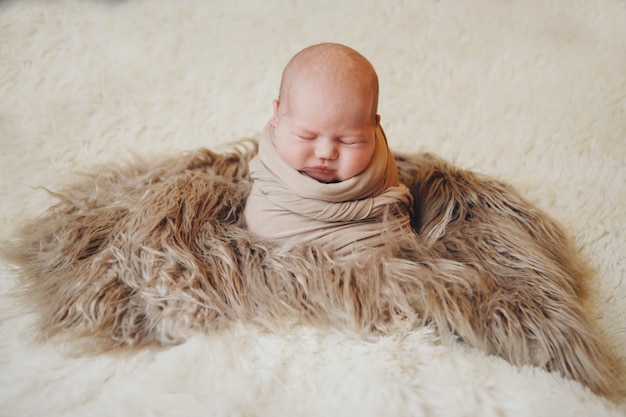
left=361, top=148, right=376, bottom=169
left=347, top=149, right=374, bottom=178
left=278, top=142, right=307, bottom=171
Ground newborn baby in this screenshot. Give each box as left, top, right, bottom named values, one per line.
left=244, top=43, right=413, bottom=254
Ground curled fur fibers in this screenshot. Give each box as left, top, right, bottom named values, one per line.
left=2, top=143, right=621, bottom=399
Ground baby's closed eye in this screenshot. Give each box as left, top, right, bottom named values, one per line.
left=297, top=134, right=316, bottom=140
left=338, top=137, right=367, bottom=145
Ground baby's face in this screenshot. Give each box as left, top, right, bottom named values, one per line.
left=271, top=79, right=378, bottom=183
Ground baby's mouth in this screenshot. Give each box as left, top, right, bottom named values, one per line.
left=302, top=167, right=338, bottom=183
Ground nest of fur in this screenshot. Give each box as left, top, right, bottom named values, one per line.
left=2, top=142, right=620, bottom=398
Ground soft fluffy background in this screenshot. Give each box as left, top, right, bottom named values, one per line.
left=1, top=0, right=625, bottom=416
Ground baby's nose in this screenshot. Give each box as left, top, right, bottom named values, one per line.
left=315, top=139, right=338, bottom=160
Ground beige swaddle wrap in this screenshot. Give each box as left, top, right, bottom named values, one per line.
left=244, top=122, right=413, bottom=254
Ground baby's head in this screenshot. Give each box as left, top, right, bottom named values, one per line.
left=271, top=43, right=380, bottom=183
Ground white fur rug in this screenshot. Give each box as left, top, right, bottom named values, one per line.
left=1, top=0, right=625, bottom=416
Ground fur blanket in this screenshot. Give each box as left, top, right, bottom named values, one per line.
left=1, top=1, right=625, bottom=416
left=2, top=144, right=621, bottom=399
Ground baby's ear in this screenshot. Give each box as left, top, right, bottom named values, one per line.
left=271, top=100, right=280, bottom=126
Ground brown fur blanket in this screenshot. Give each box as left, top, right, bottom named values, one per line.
left=2, top=143, right=620, bottom=398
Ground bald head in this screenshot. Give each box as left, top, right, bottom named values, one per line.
left=276, top=43, right=380, bottom=123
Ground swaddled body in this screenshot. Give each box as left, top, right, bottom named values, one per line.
left=245, top=122, right=413, bottom=253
